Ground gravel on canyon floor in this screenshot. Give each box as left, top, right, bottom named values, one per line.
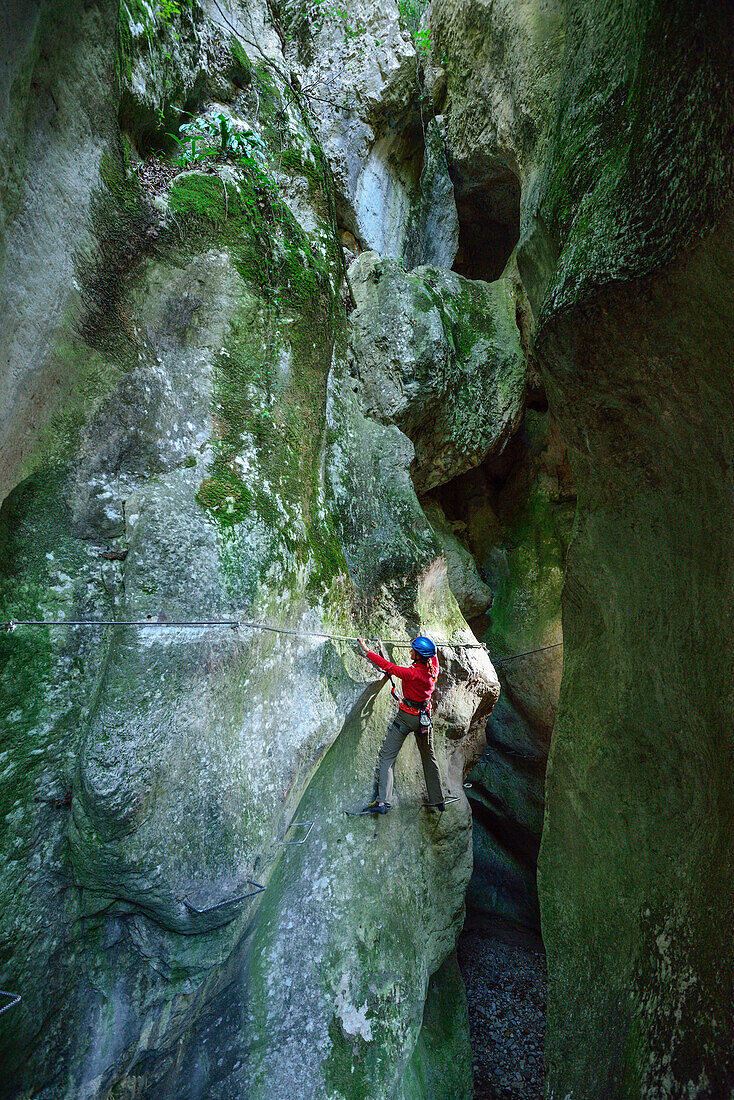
left=458, top=927, right=547, bottom=1100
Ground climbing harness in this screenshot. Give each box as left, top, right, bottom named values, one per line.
left=378, top=672, right=435, bottom=741
left=0, top=991, right=21, bottom=1017
left=384, top=676, right=432, bottom=725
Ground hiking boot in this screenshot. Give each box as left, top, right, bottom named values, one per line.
left=363, top=800, right=388, bottom=814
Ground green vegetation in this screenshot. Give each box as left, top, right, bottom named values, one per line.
left=398, top=0, right=432, bottom=55
left=165, top=154, right=345, bottom=593
left=157, top=0, right=187, bottom=23
left=168, top=114, right=270, bottom=167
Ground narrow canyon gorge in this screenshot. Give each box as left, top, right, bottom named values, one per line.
left=0, top=1, right=731, bottom=1097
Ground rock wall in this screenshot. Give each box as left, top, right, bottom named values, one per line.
left=346, top=244, right=574, bottom=934
left=3, top=0, right=731, bottom=1095
left=431, top=407, right=574, bottom=933
left=0, top=2, right=501, bottom=1096
left=432, top=0, right=734, bottom=1093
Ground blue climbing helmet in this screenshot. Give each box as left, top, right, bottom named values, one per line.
left=411, top=635, right=437, bottom=659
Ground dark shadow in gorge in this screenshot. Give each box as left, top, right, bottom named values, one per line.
left=422, top=399, right=575, bottom=1097
left=425, top=403, right=574, bottom=933
left=451, top=170, right=521, bottom=282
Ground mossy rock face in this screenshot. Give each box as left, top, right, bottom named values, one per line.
left=434, top=0, right=734, bottom=1092
left=348, top=252, right=526, bottom=494
left=537, top=229, right=734, bottom=1099
left=532, top=9, right=734, bottom=1097
left=0, top=5, right=500, bottom=1097
left=428, top=407, right=573, bottom=932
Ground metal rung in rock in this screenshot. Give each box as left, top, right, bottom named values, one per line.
left=0, top=991, right=21, bottom=1017
left=423, top=796, right=461, bottom=808
left=280, top=821, right=314, bottom=845
left=183, top=880, right=265, bottom=915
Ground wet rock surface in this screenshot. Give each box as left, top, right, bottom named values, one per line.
left=0, top=3, right=500, bottom=1096
left=458, top=929, right=546, bottom=1100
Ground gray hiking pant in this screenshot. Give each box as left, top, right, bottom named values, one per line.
left=376, top=711, right=444, bottom=805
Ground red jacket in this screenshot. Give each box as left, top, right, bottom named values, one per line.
left=367, top=650, right=439, bottom=712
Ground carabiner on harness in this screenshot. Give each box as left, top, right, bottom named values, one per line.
left=387, top=673, right=402, bottom=705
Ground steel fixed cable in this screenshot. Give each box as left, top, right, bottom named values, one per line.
left=0, top=991, right=21, bottom=1017
left=182, top=880, right=266, bottom=916
left=495, top=642, right=563, bottom=665
left=1, top=617, right=563, bottom=661
left=1, top=617, right=487, bottom=649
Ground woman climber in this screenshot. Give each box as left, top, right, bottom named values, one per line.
left=357, top=636, right=446, bottom=814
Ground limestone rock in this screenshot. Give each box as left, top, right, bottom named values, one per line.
left=0, top=5, right=500, bottom=1096
left=0, top=1, right=118, bottom=500
left=421, top=499, right=493, bottom=620
left=404, top=116, right=460, bottom=270
left=280, top=0, right=420, bottom=248
left=349, top=114, right=461, bottom=268
left=280, top=0, right=459, bottom=272
left=349, top=252, right=526, bottom=493
left=433, top=0, right=734, bottom=1092
left=429, top=0, right=564, bottom=283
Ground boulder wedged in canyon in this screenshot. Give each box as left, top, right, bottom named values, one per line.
left=348, top=252, right=526, bottom=493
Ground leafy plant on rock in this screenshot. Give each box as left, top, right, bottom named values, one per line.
left=168, top=114, right=270, bottom=168
left=398, top=0, right=432, bottom=55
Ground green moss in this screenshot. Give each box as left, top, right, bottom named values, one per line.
left=195, top=470, right=254, bottom=525
left=482, top=491, right=564, bottom=655
left=418, top=272, right=498, bottom=364
left=0, top=468, right=108, bottom=819
left=279, top=144, right=330, bottom=214
left=229, top=37, right=251, bottom=85
left=168, top=172, right=232, bottom=223
left=166, top=156, right=345, bottom=595
left=116, top=6, right=134, bottom=83
left=79, top=144, right=153, bottom=354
